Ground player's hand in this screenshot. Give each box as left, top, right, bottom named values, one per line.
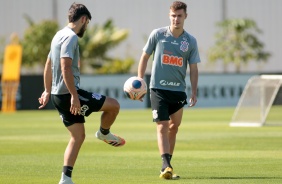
left=38, top=91, right=50, bottom=109
left=70, top=95, right=81, bottom=115
left=188, top=94, right=197, bottom=107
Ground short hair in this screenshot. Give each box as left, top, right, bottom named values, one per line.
left=170, top=1, right=187, bottom=14
left=68, top=2, right=92, bottom=22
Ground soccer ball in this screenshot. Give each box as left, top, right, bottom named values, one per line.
left=123, top=76, right=147, bottom=100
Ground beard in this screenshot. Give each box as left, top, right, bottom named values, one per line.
left=77, top=23, right=87, bottom=38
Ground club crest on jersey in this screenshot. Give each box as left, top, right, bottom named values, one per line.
left=180, top=41, right=189, bottom=52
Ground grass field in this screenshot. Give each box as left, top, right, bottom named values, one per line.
left=0, top=108, right=282, bottom=184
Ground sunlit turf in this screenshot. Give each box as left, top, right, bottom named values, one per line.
left=0, top=108, right=282, bottom=184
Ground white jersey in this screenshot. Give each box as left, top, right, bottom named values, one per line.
left=49, top=27, right=80, bottom=95
left=143, top=26, right=200, bottom=92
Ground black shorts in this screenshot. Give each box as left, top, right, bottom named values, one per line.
left=51, top=89, right=106, bottom=127
left=150, top=88, right=187, bottom=122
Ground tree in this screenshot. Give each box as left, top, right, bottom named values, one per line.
left=21, top=15, right=59, bottom=67
left=20, top=17, right=134, bottom=74
left=207, top=18, right=271, bottom=72
left=79, top=19, right=134, bottom=74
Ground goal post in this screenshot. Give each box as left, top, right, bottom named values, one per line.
left=230, top=75, right=282, bottom=127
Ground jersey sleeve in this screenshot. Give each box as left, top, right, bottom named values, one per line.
left=143, top=29, right=158, bottom=55
left=188, top=37, right=201, bottom=64
left=60, top=34, right=78, bottom=60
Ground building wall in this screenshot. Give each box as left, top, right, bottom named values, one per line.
left=0, top=0, right=281, bottom=73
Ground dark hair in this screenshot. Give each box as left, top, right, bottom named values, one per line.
left=68, top=2, right=92, bottom=22
left=170, top=1, right=187, bottom=14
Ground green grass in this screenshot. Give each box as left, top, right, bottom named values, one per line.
left=0, top=108, right=282, bottom=184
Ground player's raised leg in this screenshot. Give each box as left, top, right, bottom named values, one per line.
left=95, top=97, right=125, bottom=147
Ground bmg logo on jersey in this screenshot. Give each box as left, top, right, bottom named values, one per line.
left=162, top=54, right=183, bottom=67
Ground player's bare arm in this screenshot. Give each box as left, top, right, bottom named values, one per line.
left=61, top=57, right=81, bottom=115
left=138, top=51, right=150, bottom=79
left=38, top=57, right=52, bottom=109
left=189, top=63, right=198, bottom=107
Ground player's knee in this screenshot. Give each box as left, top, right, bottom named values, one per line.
left=71, top=133, right=85, bottom=144
left=169, top=124, right=179, bottom=134
left=101, top=97, right=120, bottom=115
left=110, top=98, right=120, bottom=114
left=157, top=122, right=169, bottom=133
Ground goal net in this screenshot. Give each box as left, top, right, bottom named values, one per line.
left=230, top=75, right=282, bottom=127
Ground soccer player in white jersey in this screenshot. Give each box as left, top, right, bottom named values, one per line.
left=138, top=1, right=200, bottom=180
left=38, top=3, right=125, bottom=184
